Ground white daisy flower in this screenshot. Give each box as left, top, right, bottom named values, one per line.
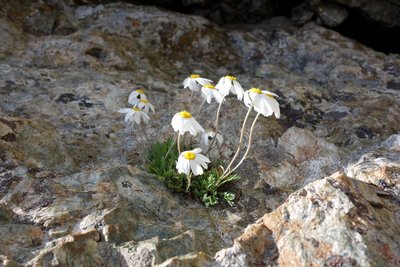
left=118, top=107, right=150, bottom=124
left=244, top=88, right=280, bottom=118
left=128, top=89, right=147, bottom=105
left=200, top=131, right=224, bottom=147
left=171, top=110, right=205, bottom=136
left=183, top=74, right=213, bottom=92
left=201, top=84, right=225, bottom=104
left=136, top=99, right=155, bottom=113
left=215, top=75, right=244, bottom=100
left=176, top=148, right=210, bottom=176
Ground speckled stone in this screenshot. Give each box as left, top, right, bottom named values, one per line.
left=1, top=1, right=400, bottom=266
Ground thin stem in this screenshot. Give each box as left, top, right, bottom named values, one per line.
left=132, top=124, right=139, bottom=146
left=205, top=96, right=226, bottom=155
left=224, top=112, right=260, bottom=178
left=222, top=107, right=253, bottom=177
left=186, top=172, right=192, bottom=192
left=140, top=124, right=150, bottom=144
left=164, top=136, right=177, bottom=160
left=188, top=90, right=194, bottom=112
left=195, top=98, right=206, bottom=117
left=177, top=134, right=181, bottom=154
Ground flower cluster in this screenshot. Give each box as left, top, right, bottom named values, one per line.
left=171, top=74, right=280, bottom=191
left=118, top=74, right=281, bottom=206
left=118, top=88, right=155, bottom=124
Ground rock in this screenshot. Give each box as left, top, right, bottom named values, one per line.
left=1, top=1, right=400, bottom=266
left=336, top=0, right=400, bottom=28
left=346, top=134, right=400, bottom=197
left=261, top=127, right=340, bottom=191
left=315, top=1, right=348, bottom=27
left=0, top=116, right=76, bottom=173
left=295, top=0, right=400, bottom=28
left=213, top=171, right=400, bottom=266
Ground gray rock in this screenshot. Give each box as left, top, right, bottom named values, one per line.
left=213, top=171, right=400, bottom=266
left=315, top=1, right=348, bottom=27
left=1, top=1, right=400, bottom=266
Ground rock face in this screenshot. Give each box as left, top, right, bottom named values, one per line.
left=215, top=170, right=400, bottom=267
left=292, top=0, right=400, bottom=28
left=1, top=0, right=400, bottom=266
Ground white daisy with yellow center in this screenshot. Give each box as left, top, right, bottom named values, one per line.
left=215, top=75, right=244, bottom=100
left=171, top=110, right=205, bottom=136
left=136, top=99, right=155, bottom=113
left=201, top=84, right=224, bottom=104
left=176, top=148, right=210, bottom=176
left=183, top=74, right=213, bottom=92
left=118, top=107, right=150, bottom=124
left=244, top=88, right=280, bottom=118
left=128, top=89, right=147, bottom=105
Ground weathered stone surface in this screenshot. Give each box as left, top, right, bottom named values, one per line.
left=347, top=134, right=400, bottom=197
left=293, top=0, right=400, bottom=28
left=335, top=0, right=400, bottom=27
left=212, top=171, right=400, bottom=267
left=1, top=1, right=400, bottom=266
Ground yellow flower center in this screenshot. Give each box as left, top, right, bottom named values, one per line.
left=179, top=111, right=192, bottom=118
left=140, top=99, right=149, bottom=103
left=183, top=151, right=196, bottom=160
left=190, top=74, right=200, bottom=79
left=249, top=88, right=262, bottom=94
left=136, top=89, right=144, bottom=94
left=226, top=75, right=237, bottom=81
left=203, top=84, right=215, bottom=89
left=131, top=107, right=141, bottom=111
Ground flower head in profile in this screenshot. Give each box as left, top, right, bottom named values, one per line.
left=183, top=74, right=213, bottom=92
left=136, top=99, right=155, bottom=113
left=171, top=110, right=204, bottom=136
left=216, top=75, right=244, bottom=100
left=201, top=84, right=224, bottom=104
left=176, top=148, right=210, bottom=176
left=128, top=89, right=147, bottom=105
left=200, top=131, right=224, bottom=147
left=118, top=107, right=150, bottom=124
left=244, top=88, right=280, bottom=118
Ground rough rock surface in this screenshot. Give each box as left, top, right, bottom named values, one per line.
left=214, top=170, right=400, bottom=267
left=1, top=1, right=400, bottom=266
left=292, top=0, right=400, bottom=28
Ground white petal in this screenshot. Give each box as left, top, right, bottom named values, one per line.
left=134, top=113, right=141, bottom=124
left=193, top=148, right=202, bottom=154
left=118, top=108, right=132, bottom=113
left=265, top=96, right=280, bottom=118
left=190, top=160, right=203, bottom=176
left=183, top=77, right=190, bottom=88
left=196, top=78, right=213, bottom=85
left=128, top=91, right=138, bottom=104
left=196, top=153, right=210, bottom=163
left=233, top=81, right=244, bottom=100
left=142, top=112, right=150, bottom=122
left=124, top=111, right=134, bottom=122
left=262, top=90, right=279, bottom=98
left=149, top=103, right=155, bottom=113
